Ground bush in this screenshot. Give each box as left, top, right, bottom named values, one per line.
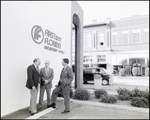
left=145, top=68, right=149, bottom=76
left=119, top=68, right=127, bottom=76
left=100, top=94, right=118, bottom=104
left=116, top=88, right=132, bottom=100
left=132, top=67, right=139, bottom=76
left=94, top=89, right=108, bottom=99
left=131, top=97, right=149, bottom=108
left=131, top=88, right=147, bottom=98
left=73, top=88, right=90, bottom=101
left=57, top=88, right=73, bottom=98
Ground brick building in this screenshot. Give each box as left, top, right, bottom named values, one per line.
left=72, top=14, right=149, bottom=76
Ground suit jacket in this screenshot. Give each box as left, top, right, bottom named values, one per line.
left=40, top=67, right=54, bottom=88
left=26, top=64, right=40, bottom=89
left=58, top=66, right=73, bottom=87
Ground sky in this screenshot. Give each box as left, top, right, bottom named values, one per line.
left=77, top=1, right=149, bottom=25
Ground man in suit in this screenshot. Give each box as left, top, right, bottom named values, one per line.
left=38, top=60, right=54, bottom=110
left=26, top=58, right=41, bottom=115
left=49, top=58, right=73, bottom=113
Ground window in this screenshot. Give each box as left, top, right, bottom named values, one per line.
left=96, top=31, right=105, bottom=49
left=144, top=29, right=149, bottom=43
left=97, top=55, right=106, bottom=62
left=123, top=31, right=129, bottom=44
left=132, top=30, right=141, bottom=43
left=83, top=56, right=89, bottom=63
left=112, top=32, right=118, bottom=45
left=98, top=33, right=104, bottom=45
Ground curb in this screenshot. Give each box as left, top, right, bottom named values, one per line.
left=25, top=107, right=55, bottom=119
left=57, top=98, right=149, bottom=113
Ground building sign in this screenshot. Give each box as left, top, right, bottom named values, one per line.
left=31, top=25, right=65, bottom=54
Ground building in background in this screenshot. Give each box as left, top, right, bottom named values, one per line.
left=72, top=14, right=149, bottom=76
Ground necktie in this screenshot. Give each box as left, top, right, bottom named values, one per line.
left=46, top=68, right=49, bottom=77
left=37, top=66, right=40, bottom=74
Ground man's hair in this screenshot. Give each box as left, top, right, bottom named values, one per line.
left=33, top=58, right=39, bottom=63
left=45, top=60, right=50, bottom=64
left=63, top=58, right=69, bottom=64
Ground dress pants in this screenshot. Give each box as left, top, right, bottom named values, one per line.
left=29, top=88, right=38, bottom=113
left=51, top=84, right=70, bottom=111
left=39, top=85, right=51, bottom=107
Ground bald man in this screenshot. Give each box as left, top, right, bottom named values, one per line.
left=26, top=58, right=41, bottom=115
left=38, top=60, right=54, bottom=110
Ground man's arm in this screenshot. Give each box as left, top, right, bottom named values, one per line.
left=27, top=66, right=35, bottom=89
left=44, top=69, right=54, bottom=84
left=66, top=67, right=73, bottom=85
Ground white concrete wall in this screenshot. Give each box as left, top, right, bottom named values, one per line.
left=1, top=1, right=71, bottom=116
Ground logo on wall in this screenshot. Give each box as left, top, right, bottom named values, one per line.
left=31, top=25, right=65, bottom=54
left=31, top=25, right=44, bottom=44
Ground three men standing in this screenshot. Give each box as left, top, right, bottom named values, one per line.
left=26, top=58, right=73, bottom=115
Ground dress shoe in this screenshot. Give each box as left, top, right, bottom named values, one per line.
left=48, top=103, right=56, bottom=108
left=61, top=110, right=70, bottom=114
left=37, top=106, right=42, bottom=110
left=31, top=112, right=38, bottom=115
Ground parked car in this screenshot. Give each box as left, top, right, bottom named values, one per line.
left=83, top=67, right=110, bottom=85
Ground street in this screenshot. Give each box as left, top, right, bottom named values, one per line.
left=82, top=76, right=149, bottom=91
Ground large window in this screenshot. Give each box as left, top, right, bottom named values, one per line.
left=96, top=31, right=105, bottom=49
left=144, top=28, right=149, bottom=43
left=132, top=30, right=141, bottom=43
left=112, top=32, right=118, bottom=45
left=98, top=33, right=104, bottom=45
left=123, top=31, right=129, bottom=44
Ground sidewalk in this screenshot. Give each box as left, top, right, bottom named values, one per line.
left=2, top=93, right=149, bottom=119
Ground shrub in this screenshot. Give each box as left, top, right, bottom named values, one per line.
left=132, top=67, right=139, bottom=76
left=119, top=68, right=127, bottom=76
left=131, top=88, right=146, bottom=98
left=131, top=88, right=149, bottom=102
left=145, top=67, right=149, bottom=76
left=100, top=94, right=118, bottom=104
left=131, top=97, right=149, bottom=108
left=74, top=88, right=90, bottom=101
left=57, top=88, right=73, bottom=98
left=116, top=88, right=132, bottom=100
left=94, top=89, right=108, bottom=99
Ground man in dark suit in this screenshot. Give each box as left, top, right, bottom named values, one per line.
left=26, top=58, right=41, bottom=115
left=38, top=60, right=54, bottom=110
left=49, top=58, right=73, bottom=113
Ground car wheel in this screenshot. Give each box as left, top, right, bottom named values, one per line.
left=102, top=79, right=108, bottom=85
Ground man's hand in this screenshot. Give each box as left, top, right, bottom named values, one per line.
left=32, top=86, right=36, bottom=90
left=44, top=80, right=49, bottom=84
